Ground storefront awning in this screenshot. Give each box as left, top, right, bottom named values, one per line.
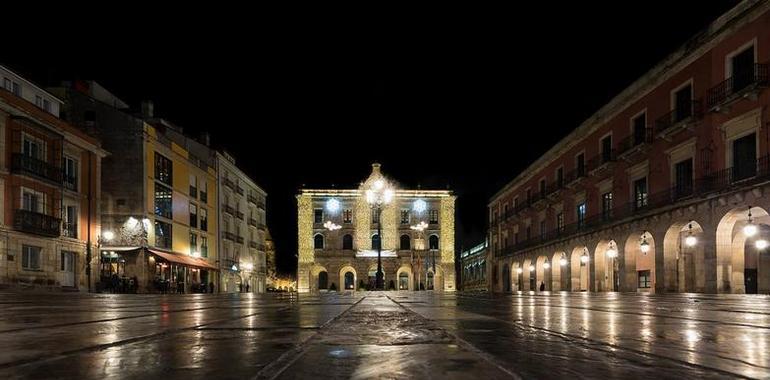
left=148, top=249, right=219, bottom=271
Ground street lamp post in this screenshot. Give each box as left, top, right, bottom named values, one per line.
left=366, top=179, right=393, bottom=290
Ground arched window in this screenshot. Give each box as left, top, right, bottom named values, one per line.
left=429, top=235, right=439, bottom=250
left=371, top=234, right=380, bottom=250
left=314, top=234, right=324, bottom=249
left=318, top=271, right=328, bottom=289
left=342, top=234, right=353, bottom=250
left=344, top=272, right=355, bottom=290
left=400, top=234, right=411, bottom=250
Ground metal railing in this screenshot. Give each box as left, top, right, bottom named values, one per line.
left=587, top=149, right=617, bottom=171
left=62, top=222, right=77, bottom=238
left=654, top=100, right=702, bottom=134
left=14, top=210, right=61, bottom=237
left=618, top=128, right=653, bottom=156
left=707, top=63, right=769, bottom=109
left=11, top=154, right=62, bottom=184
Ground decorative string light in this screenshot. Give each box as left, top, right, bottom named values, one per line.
left=323, top=221, right=342, bottom=231
left=326, top=198, right=340, bottom=213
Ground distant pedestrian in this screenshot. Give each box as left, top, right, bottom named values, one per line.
left=209, top=282, right=215, bottom=293
left=539, top=281, right=545, bottom=291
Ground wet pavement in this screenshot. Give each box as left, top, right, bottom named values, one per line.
left=0, top=291, right=769, bottom=379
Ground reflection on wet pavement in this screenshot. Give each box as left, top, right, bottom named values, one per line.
left=0, top=291, right=769, bottom=379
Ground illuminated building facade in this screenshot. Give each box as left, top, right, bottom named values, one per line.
left=489, top=0, right=770, bottom=294
left=216, top=151, right=268, bottom=293
left=297, top=163, right=455, bottom=293
left=0, top=66, right=106, bottom=290
left=460, top=240, right=487, bottom=291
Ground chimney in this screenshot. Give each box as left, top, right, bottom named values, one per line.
left=141, top=100, right=154, bottom=119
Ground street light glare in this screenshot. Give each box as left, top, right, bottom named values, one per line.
left=102, top=230, right=115, bottom=241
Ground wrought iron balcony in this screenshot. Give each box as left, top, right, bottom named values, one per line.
left=257, top=223, right=267, bottom=231
left=707, top=63, right=769, bottom=110
left=563, top=167, right=587, bottom=189
left=236, top=186, right=244, bottom=195
left=15, top=209, right=61, bottom=237
left=247, top=194, right=258, bottom=205
left=223, top=178, right=236, bottom=191
left=236, top=235, right=245, bottom=244
left=11, top=153, right=62, bottom=185
left=618, top=128, right=653, bottom=162
left=587, top=149, right=617, bottom=178
left=249, top=241, right=258, bottom=249
left=235, top=210, right=245, bottom=220
left=248, top=218, right=258, bottom=227
left=222, top=231, right=236, bottom=241
left=655, top=100, right=702, bottom=139
left=224, top=205, right=235, bottom=216
left=257, top=200, right=266, bottom=210
left=62, top=222, right=78, bottom=238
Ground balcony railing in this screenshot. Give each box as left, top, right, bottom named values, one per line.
left=249, top=241, right=258, bottom=249
left=14, top=209, right=61, bottom=237
left=618, top=128, right=653, bottom=157
left=63, top=175, right=77, bottom=191
left=257, top=200, right=266, bottom=210
left=494, top=155, right=770, bottom=256
left=223, top=178, right=236, bottom=191
left=587, top=149, right=617, bottom=174
left=247, top=194, right=258, bottom=205
left=248, top=218, right=258, bottom=227
left=257, top=223, right=267, bottom=231
left=707, top=63, right=769, bottom=109
left=564, top=166, right=587, bottom=186
left=655, top=100, right=702, bottom=135
left=236, top=186, right=244, bottom=195
left=236, top=235, right=244, bottom=244
left=62, top=222, right=77, bottom=238
left=235, top=210, right=245, bottom=220
left=222, top=231, right=236, bottom=241
left=11, top=154, right=62, bottom=184
left=224, top=205, right=235, bottom=216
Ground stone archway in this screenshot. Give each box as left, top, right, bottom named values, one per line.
left=522, top=258, right=534, bottom=291
left=594, top=239, right=619, bottom=292
left=535, top=255, right=551, bottom=291
left=716, top=206, right=770, bottom=294
left=511, top=262, right=522, bottom=291
left=396, top=265, right=413, bottom=291
left=663, top=220, right=706, bottom=293
left=339, top=265, right=357, bottom=291
left=551, top=252, right=566, bottom=291
left=623, top=230, right=656, bottom=293
left=570, top=247, right=590, bottom=291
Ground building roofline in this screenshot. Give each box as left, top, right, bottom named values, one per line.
left=299, top=189, right=453, bottom=197
left=0, top=64, right=64, bottom=104
left=489, top=0, right=768, bottom=205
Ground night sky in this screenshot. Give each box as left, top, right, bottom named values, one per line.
left=2, top=1, right=739, bottom=275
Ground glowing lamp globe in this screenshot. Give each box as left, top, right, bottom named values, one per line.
left=756, top=239, right=769, bottom=250
left=413, top=199, right=427, bottom=213
left=640, top=240, right=651, bottom=254
left=580, top=254, right=589, bottom=264
left=529, top=265, right=535, bottom=272
left=685, top=235, right=697, bottom=247
left=516, top=267, right=523, bottom=274
left=559, top=257, right=568, bottom=266
left=543, top=261, right=551, bottom=269
left=744, top=223, right=758, bottom=237
left=102, top=230, right=115, bottom=241
left=326, top=198, right=340, bottom=213
left=606, top=248, right=618, bottom=258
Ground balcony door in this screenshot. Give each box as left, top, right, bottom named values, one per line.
left=674, top=84, right=692, bottom=122
left=674, top=159, right=693, bottom=197
left=732, top=46, right=755, bottom=92
left=733, top=133, right=756, bottom=182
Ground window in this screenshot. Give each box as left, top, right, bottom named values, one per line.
left=502, top=204, right=508, bottom=219
left=556, top=168, right=564, bottom=188
left=429, top=210, right=439, bottom=224
left=400, top=234, right=411, bottom=250
left=64, top=205, right=77, bottom=238
left=23, top=133, right=45, bottom=160
left=526, top=188, right=532, bottom=204
left=556, top=212, right=564, bottom=232
left=371, top=234, right=381, bottom=250
left=314, top=209, right=323, bottom=223
left=634, top=177, right=648, bottom=210
left=602, top=192, right=613, bottom=220
left=22, top=245, right=41, bottom=270
left=343, top=209, right=352, bottom=223
left=540, top=220, right=546, bottom=238
left=576, top=153, right=585, bottom=176
left=2, top=78, right=10, bottom=91
left=731, top=45, right=755, bottom=91
left=633, top=112, right=647, bottom=145
left=154, top=153, right=172, bottom=185
left=314, top=234, right=324, bottom=249
left=154, top=184, right=172, bottom=218
left=577, top=202, right=587, bottom=228
left=12, top=81, right=21, bottom=96
left=63, top=156, right=78, bottom=191
left=189, top=175, right=198, bottom=198
left=601, top=135, right=612, bottom=163
left=189, top=203, right=198, bottom=228
left=401, top=209, right=410, bottom=224
left=429, top=235, right=439, bottom=250
left=200, top=208, right=208, bottom=231
left=22, top=188, right=45, bottom=213
left=513, top=197, right=518, bottom=210
left=675, top=159, right=694, bottom=197
left=35, top=95, right=43, bottom=108
left=201, top=236, right=208, bottom=257
left=155, top=221, right=171, bottom=249
left=43, top=99, right=51, bottom=113
left=200, top=181, right=208, bottom=203
left=673, top=84, right=693, bottom=122
left=733, top=133, right=757, bottom=181
left=342, top=234, right=353, bottom=250
left=190, top=233, right=198, bottom=255
left=539, top=179, right=546, bottom=196
left=638, top=270, right=651, bottom=289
